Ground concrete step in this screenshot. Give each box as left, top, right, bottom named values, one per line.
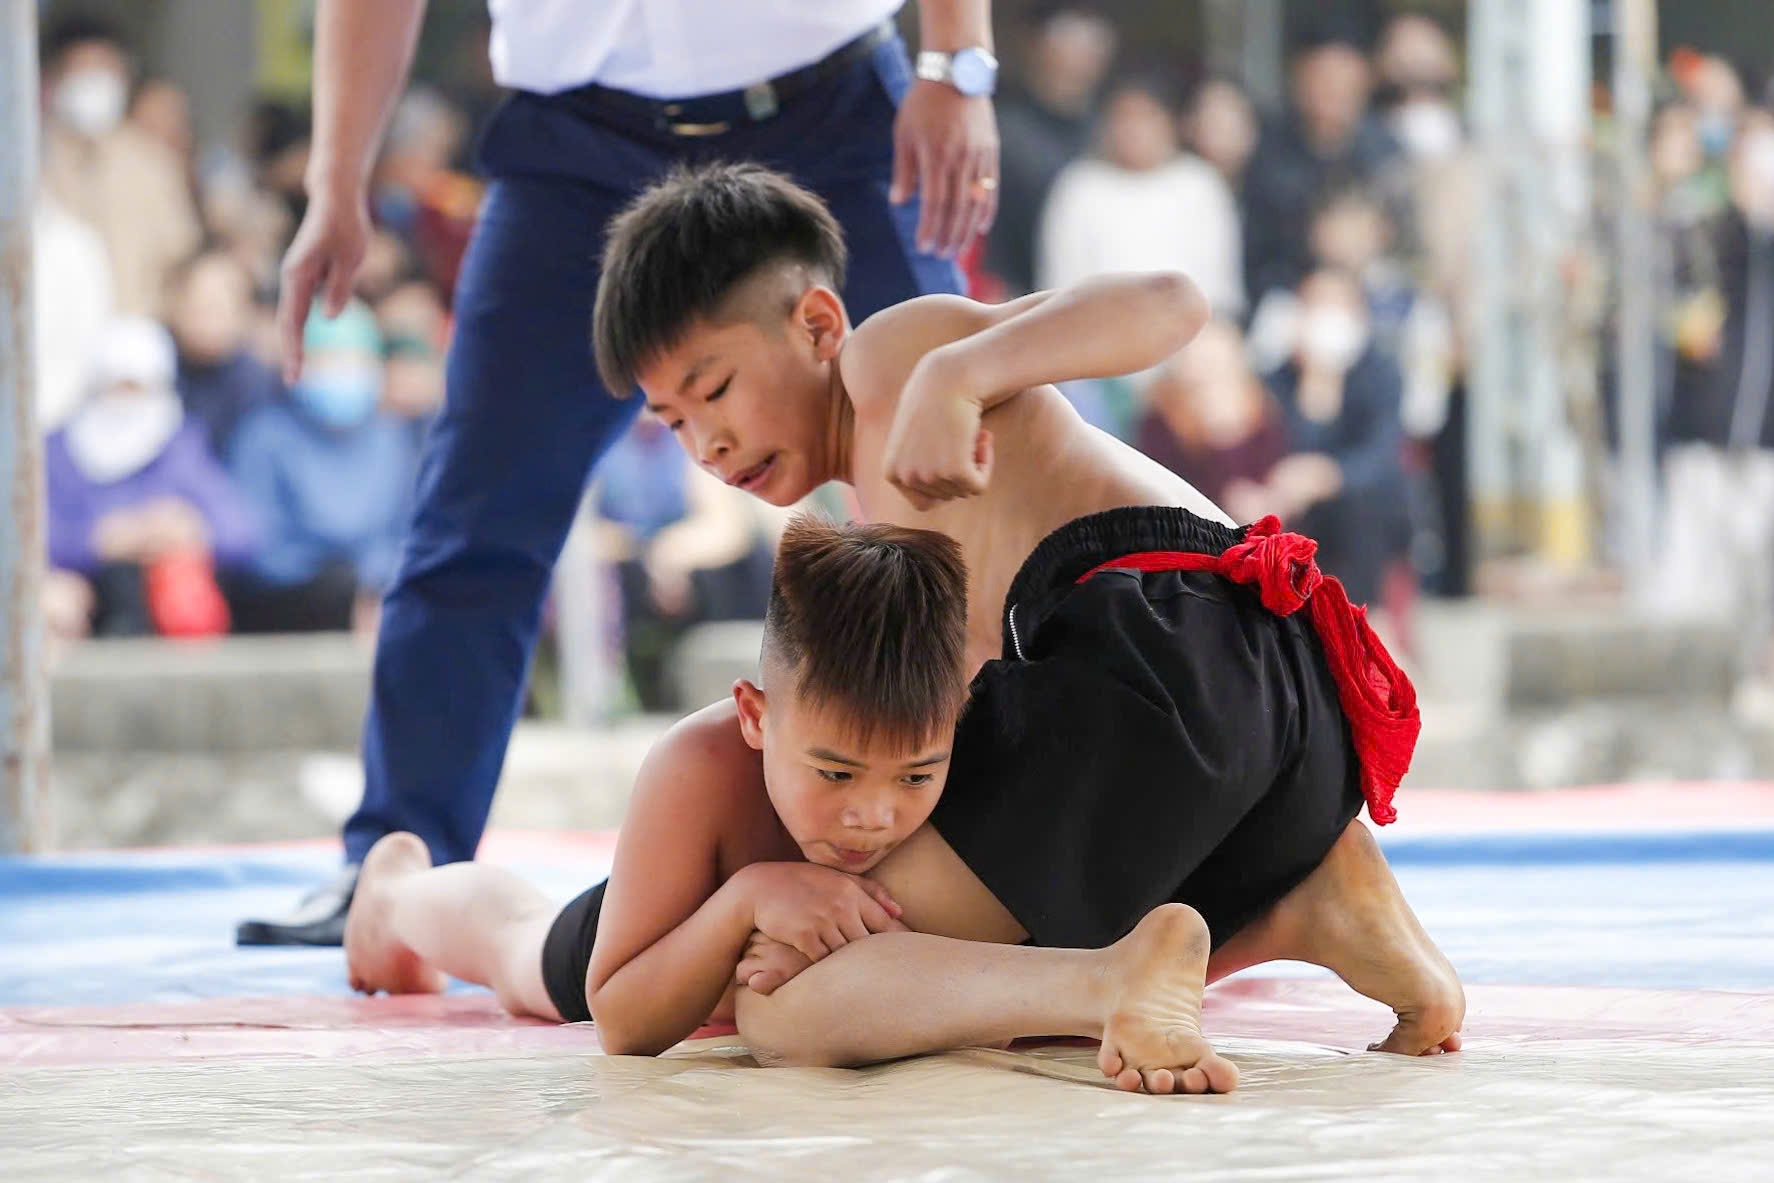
left=51, top=634, right=371, bottom=751
left=1408, top=599, right=1740, bottom=709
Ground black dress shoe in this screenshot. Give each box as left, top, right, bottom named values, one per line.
left=235, top=864, right=361, bottom=947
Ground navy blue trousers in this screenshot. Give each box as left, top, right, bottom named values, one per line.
left=345, top=35, right=961, bottom=864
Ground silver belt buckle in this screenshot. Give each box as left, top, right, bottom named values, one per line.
left=743, top=82, right=780, bottom=121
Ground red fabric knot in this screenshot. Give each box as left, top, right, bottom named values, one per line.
left=1217, top=516, right=1322, bottom=616
left=1075, top=517, right=1420, bottom=826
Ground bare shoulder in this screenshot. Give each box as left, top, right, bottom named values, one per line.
left=840, top=292, right=1043, bottom=420
left=628, top=700, right=761, bottom=823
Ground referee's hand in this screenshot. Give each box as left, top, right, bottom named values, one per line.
left=275, top=193, right=371, bottom=384
left=891, top=79, right=1000, bottom=260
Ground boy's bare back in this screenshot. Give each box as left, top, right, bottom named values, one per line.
left=839, top=294, right=1230, bottom=674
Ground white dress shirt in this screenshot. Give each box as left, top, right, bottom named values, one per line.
left=488, top=0, right=905, bottom=98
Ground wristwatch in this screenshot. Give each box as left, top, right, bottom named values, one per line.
left=915, top=47, right=999, bottom=98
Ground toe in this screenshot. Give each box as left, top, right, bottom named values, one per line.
left=1179, top=1065, right=1210, bottom=1094
left=1098, top=1042, right=1124, bottom=1079
left=1204, top=1054, right=1239, bottom=1093
left=1441, top=1031, right=1463, bottom=1053
left=1142, top=1068, right=1175, bottom=1095
left=1115, top=1067, right=1144, bottom=1093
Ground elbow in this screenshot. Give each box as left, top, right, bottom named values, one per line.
left=1145, top=271, right=1210, bottom=351
left=732, top=983, right=853, bottom=1069
left=586, top=990, right=667, bottom=1058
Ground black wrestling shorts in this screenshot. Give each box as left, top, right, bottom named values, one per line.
left=928, top=506, right=1368, bottom=952
left=540, top=880, right=606, bottom=1023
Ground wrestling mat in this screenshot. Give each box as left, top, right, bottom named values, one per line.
left=5, top=783, right=1774, bottom=1181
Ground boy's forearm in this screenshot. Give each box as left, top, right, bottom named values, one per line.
left=931, top=273, right=1210, bottom=411
left=305, top=0, right=429, bottom=201
left=588, top=873, right=757, bottom=1056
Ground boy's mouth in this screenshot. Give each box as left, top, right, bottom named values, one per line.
left=830, top=845, right=878, bottom=868
left=726, top=454, right=777, bottom=493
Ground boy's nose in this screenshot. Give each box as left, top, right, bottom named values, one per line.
left=696, top=432, right=732, bottom=466
left=842, top=801, right=894, bottom=831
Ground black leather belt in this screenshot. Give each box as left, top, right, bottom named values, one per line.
left=558, top=20, right=893, bottom=137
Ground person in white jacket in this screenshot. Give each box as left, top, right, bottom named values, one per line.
left=1038, top=74, right=1244, bottom=319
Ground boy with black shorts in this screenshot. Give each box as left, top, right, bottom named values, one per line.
left=589, top=162, right=1464, bottom=1093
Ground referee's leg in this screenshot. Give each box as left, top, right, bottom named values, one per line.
left=236, top=173, right=640, bottom=946
left=349, top=176, right=640, bottom=869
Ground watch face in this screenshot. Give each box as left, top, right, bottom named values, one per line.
left=950, top=48, right=997, bottom=97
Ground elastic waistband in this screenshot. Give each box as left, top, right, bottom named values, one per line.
left=1001, top=507, right=1243, bottom=659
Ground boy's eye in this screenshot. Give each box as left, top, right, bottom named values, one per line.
left=902, top=773, right=934, bottom=788
left=817, top=768, right=852, bottom=784
left=666, top=420, right=685, bottom=432
left=706, top=377, right=731, bottom=403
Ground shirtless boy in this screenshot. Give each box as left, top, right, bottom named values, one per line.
left=348, top=516, right=1240, bottom=1068
left=592, top=162, right=1465, bottom=1093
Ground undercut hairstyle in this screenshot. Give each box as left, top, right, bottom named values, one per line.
left=763, top=516, right=969, bottom=753
left=593, top=162, right=848, bottom=397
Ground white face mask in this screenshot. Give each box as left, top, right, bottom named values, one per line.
left=54, top=68, right=127, bottom=137
left=64, top=385, right=185, bottom=484
left=1300, top=306, right=1369, bottom=373
left=1392, top=100, right=1462, bottom=161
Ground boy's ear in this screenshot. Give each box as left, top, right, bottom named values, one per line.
left=795, top=285, right=847, bottom=362
left=733, top=679, right=767, bottom=751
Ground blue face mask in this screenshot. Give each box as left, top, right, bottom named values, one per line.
left=295, top=361, right=382, bottom=429
left=1699, top=113, right=1734, bottom=158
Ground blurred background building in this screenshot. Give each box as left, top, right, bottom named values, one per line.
left=13, top=0, right=1774, bottom=850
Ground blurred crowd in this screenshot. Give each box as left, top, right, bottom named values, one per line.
left=981, top=6, right=1480, bottom=624
left=30, top=5, right=1774, bottom=707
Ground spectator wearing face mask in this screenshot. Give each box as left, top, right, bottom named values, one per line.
left=225, top=303, right=419, bottom=634
left=1257, top=267, right=1411, bottom=606
left=44, top=319, right=258, bottom=640
left=37, top=17, right=202, bottom=318
left=1669, top=52, right=1747, bottom=216
left=169, top=249, right=284, bottom=460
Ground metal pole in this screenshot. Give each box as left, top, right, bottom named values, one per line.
left=1, top=0, right=50, bottom=855
left=1611, top=0, right=1659, bottom=593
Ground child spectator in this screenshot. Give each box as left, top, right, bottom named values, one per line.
left=225, top=302, right=418, bottom=634
left=169, top=248, right=283, bottom=459
left=45, top=318, right=257, bottom=638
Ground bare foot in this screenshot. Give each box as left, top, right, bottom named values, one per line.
left=1259, top=820, right=1466, bottom=1055
left=1097, top=904, right=1240, bottom=1095
left=344, top=833, right=447, bottom=996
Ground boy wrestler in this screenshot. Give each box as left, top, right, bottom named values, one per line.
left=591, top=162, right=1464, bottom=1093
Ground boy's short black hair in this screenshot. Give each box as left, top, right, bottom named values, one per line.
left=763, top=516, right=968, bottom=753
left=593, top=162, right=847, bottom=397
